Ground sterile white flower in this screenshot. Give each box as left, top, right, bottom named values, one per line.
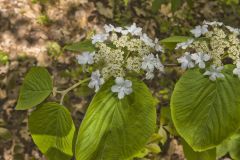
left=175, top=39, right=194, bottom=50
left=155, top=55, right=164, bottom=72
left=191, top=52, right=211, bottom=69
left=203, top=20, right=223, bottom=26
left=226, top=26, right=240, bottom=35
left=141, top=53, right=162, bottom=72
left=104, top=24, right=115, bottom=33
left=145, top=71, right=154, bottom=80
left=88, top=70, right=105, bottom=92
left=190, top=25, right=208, bottom=38
left=126, top=23, right=142, bottom=36
left=114, top=27, right=123, bottom=33
left=233, top=61, right=240, bottom=78
left=177, top=52, right=195, bottom=70
left=76, top=51, right=95, bottom=65
left=111, top=77, right=133, bottom=99
left=92, top=33, right=109, bottom=44
left=154, top=38, right=164, bottom=52
left=141, top=54, right=156, bottom=72
left=140, top=33, right=155, bottom=47
left=203, top=65, right=225, bottom=81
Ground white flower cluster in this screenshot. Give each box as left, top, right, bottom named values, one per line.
left=176, top=21, right=240, bottom=81
left=76, top=23, right=164, bottom=99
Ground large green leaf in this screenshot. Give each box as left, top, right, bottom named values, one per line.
left=16, top=67, right=53, bottom=110
left=182, top=139, right=216, bottom=160
left=171, top=65, right=240, bottom=151
left=64, top=39, right=95, bottom=52
left=75, top=78, right=156, bottom=160
left=29, top=102, right=75, bottom=160
left=217, top=133, right=240, bottom=159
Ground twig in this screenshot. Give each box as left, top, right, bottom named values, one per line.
left=54, top=78, right=91, bottom=105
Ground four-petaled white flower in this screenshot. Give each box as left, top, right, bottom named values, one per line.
left=104, top=24, right=115, bottom=33
left=140, top=33, right=155, bottom=47
left=76, top=51, right=95, bottom=65
left=233, top=62, right=240, bottom=78
left=141, top=54, right=163, bottom=72
left=88, top=70, right=105, bottom=92
left=203, top=20, right=223, bottom=26
left=92, top=33, right=109, bottom=44
left=191, top=52, right=211, bottom=69
left=204, top=65, right=225, bottom=81
left=226, top=26, right=240, bottom=35
left=126, top=23, right=142, bottom=36
left=190, top=25, right=208, bottom=38
left=177, top=52, right=195, bottom=70
left=111, top=77, right=133, bottom=99
left=154, top=38, right=164, bottom=52
left=175, top=39, right=194, bottom=50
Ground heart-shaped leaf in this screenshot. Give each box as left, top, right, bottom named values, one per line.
left=16, top=67, right=53, bottom=110
left=29, top=102, right=75, bottom=160
left=75, top=78, right=156, bottom=160
left=171, top=65, right=240, bottom=151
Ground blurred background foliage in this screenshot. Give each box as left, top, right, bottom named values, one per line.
left=1, top=0, right=240, bottom=159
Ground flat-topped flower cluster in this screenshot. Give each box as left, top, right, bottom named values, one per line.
left=176, top=21, right=240, bottom=81
left=76, top=23, right=164, bottom=99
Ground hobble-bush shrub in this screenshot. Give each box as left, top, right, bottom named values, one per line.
left=15, top=22, right=240, bottom=160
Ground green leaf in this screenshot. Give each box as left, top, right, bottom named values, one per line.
left=182, top=139, right=216, bottom=160
left=16, top=67, right=53, bottom=110
left=160, top=36, right=192, bottom=49
left=75, top=78, right=156, bottom=160
left=29, top=102, right=75, bottom=160
left=171, top=65, right=240, bottom=151
left=228, top=135, right=240, bottom=160
left=64, top=39, right=95, bottom=52
left=217, top=133, right=240, bottom=159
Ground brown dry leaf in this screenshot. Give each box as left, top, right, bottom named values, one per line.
left=96, top=2, right=113, bottom=19
left=0, top=89, right=7, bottom=99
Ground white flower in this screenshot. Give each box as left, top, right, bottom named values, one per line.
left=226, top=26, right=240, bottom=35
left=145, top=71, right=154, bottom=80
left=120, top=29, right=129, bottom=35
left=104, top=24, right=115, bottom=33
left=233, top=67, right=240, bottom=78
left=114, top=27, right=123, bottom=33
left=111, top=77, right=133, bottom=99
left=175, top=39, right=194, bottom=50
left=154, top=38, right=163, bottom=52
left=88, top=70, right=105, bottom=92
left=204, top=65, right=225, bottom=81
left=233, top=61, right=240, bottom=78
left=155, top=55, right=164, bottom=72
left=140, top=33, right=155, bottom=47
left=141, top=54, right=156, bottom=72
left=190, top=25, right=208, bottom=38
left=126, top=23, right=142, bottom=36
left=191, top=52, right=211, bottom=69
left=203, top=20, right=223, bottom=26
left=76, top=52, right=95, bottom=65
left=91, top=33, right=108, bottom=44
left=141, top=53, right=163, bottom=72
left=177, top=52, right=195, bottom=70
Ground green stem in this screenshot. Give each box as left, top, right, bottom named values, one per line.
left=55, top=78, right=91, bottom=105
